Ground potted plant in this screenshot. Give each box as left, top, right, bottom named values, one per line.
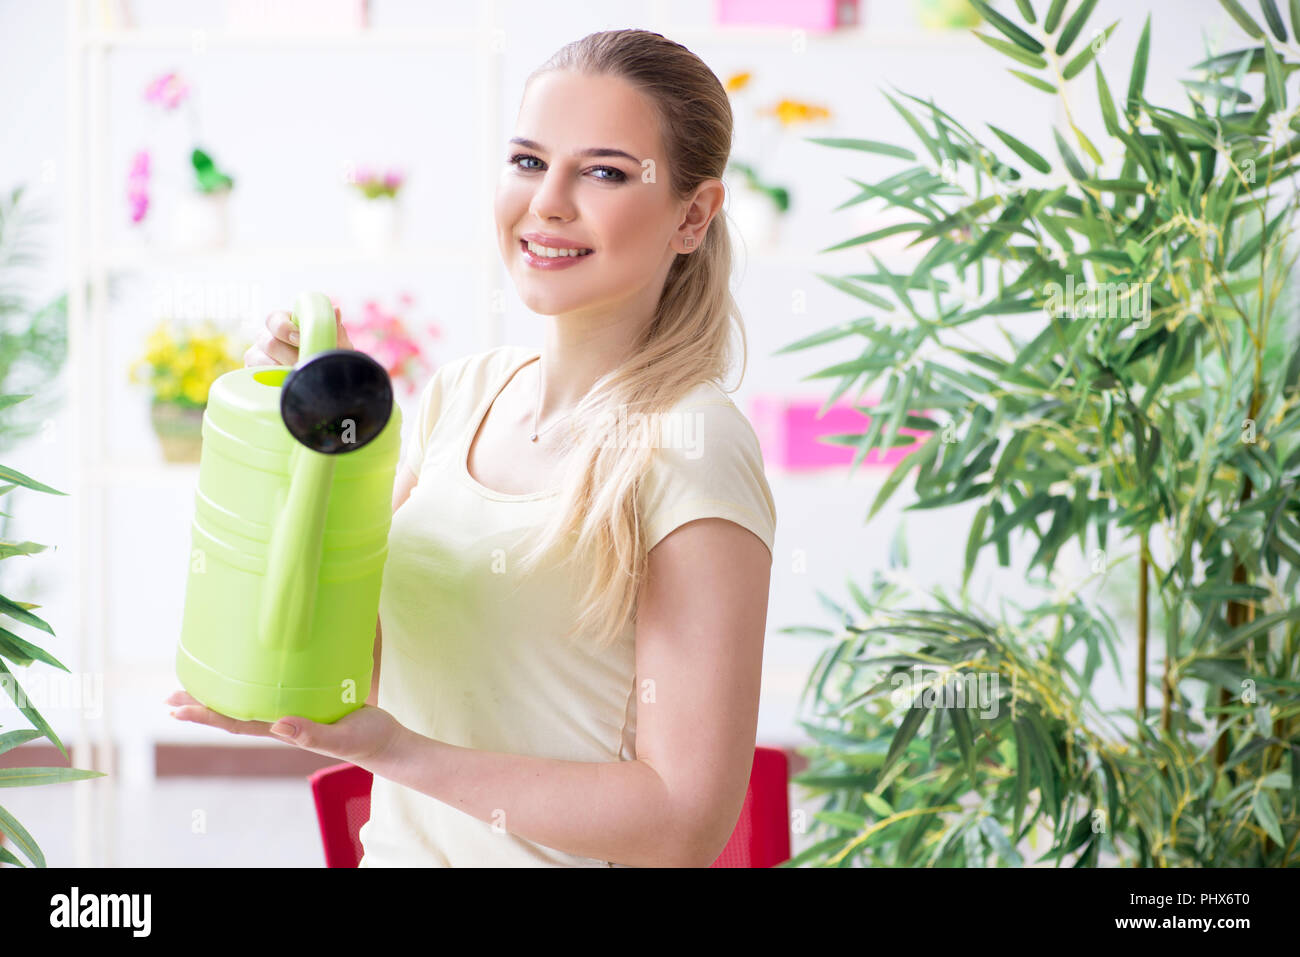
left=128, top=318, right=242, bottom=463
left=169, top=147, right=235, bottom=249
left=782, top=0, right=1300, bottom=866
left=129, top=71, right=237, bottom=248
left=722, top=71, right=825, bottom=250
left=347, top=167, right=405, bottom=252
left=344, top=293, right=441, bottom=395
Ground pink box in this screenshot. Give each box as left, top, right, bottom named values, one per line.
left=715, top=0, right=861, bottom=30
left=749, top=394, right=926, bottom=470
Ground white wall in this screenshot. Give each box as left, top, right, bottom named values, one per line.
left=0, top=0, right=1237, bottom=766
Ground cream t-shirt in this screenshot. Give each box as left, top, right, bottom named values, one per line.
left=357, top=345, right=777, bottom=867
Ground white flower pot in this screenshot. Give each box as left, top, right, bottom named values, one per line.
left=170, top=190, right=230, bottom=250
left=726, top=182, right=781, bottom=252
left=349, top=194, right=401, bottom=252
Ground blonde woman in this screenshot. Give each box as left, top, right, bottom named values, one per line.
left=169, top=28, right=777, bottom=868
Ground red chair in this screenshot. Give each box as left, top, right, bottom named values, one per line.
left=309, top=745, right=791, bottom=867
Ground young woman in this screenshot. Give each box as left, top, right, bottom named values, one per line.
left=168, top=28, right=777, bottom=868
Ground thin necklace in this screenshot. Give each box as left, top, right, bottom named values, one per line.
left=530, top=356, right=573, bottom=442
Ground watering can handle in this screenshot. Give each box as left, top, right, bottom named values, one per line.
left=256, top=292, right=338, bottom=655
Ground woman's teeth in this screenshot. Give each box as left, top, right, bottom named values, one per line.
left=526, top=240, right=593, bottom=258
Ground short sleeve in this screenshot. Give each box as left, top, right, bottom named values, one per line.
left=400, top=366, right=447, bottom=479
left=638, top=396, right=777, bottom=556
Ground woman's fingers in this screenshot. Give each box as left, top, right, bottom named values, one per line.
left=166, top=689, right=275, bottom=738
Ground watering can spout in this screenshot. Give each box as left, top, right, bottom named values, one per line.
left=255, top=291, right=394, bottom=654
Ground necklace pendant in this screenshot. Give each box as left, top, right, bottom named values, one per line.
left=530, top=433, right=538, bottom=442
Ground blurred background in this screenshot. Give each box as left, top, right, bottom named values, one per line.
left=0, top=0, right=1242, bottom=866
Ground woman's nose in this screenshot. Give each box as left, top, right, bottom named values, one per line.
left=528, top=168, right=576, bottom=222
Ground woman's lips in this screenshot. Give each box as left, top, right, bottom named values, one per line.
left=519, top=239, right=595, bottom=270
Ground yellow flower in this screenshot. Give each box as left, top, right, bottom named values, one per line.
left=725, top=71, right=752, bottom=93
left=765, top=99, right=831, bottom=127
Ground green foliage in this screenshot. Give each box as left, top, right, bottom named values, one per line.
left=0, top=187, right=68, bottom=454
left=786, top=0, right=1300, bottom=866
left=191, top=147, right=234, bottom=194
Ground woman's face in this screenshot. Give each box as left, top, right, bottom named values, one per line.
left=495, top=70, right=690, bottom=322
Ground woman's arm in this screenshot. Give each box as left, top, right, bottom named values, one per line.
left=362, top=515, right=772, bottom=867
left=366, top=464, right=420, bottom=708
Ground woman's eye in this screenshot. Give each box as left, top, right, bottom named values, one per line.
left=508, top=154, right=625, bottom=182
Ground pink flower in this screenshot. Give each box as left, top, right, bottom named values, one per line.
left=382, top=170, right=404, bottom=190
left=127, top=149, right=150, bottom=224
left=144, top=72, right=189, bottom=110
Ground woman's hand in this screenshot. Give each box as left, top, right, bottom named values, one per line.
left=244, top=305, right=354, bottom=368
left=165, top=690, right=405, bottom=767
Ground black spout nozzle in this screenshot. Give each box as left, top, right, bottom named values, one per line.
left=279, top=349, right=393, bottom=454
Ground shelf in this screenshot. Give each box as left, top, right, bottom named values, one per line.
left=101, top=243, right=477, bottom=272
left=81, top=27, right=479, bottom=51
left=79, top=25, right=981, bottom=53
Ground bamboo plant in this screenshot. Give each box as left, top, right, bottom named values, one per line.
left=784, top=0, right=1300, bottom=866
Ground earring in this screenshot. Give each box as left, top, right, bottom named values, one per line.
left=683, top=234, right=695, bottom=251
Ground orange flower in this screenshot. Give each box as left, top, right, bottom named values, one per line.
left=725, top=71, right=753, bottom=93
left=764, top=99, right=831, bottom=127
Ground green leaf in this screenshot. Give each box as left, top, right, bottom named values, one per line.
left=970, top=0, right=1046, bottom=53
left=882, top=699, right=931, bottom=777
left=0, top=729, right=42, bottom=756
left=1053, top=127, right=1088, bottom=178
left=0, top=659, right=64, bottom=759
left=0, top=465, right=65, bottom=497
left=0, top=395, right=34, bottom=413
left=1062, top=21, right=1117, bottom=80
left=973, top=30, right=1048, bottom=68
left=0, top=845, right=25, bottom=867
left=0, top=627, right=69, bottom=671
left=988, top=125, right=1052, bottom=173
left=0, top=766, right=106, bottom=787
left=814, top=272, right=894, bottom=309
left=1127, top=14, right=1151, bottom=118
left=964, top=503, right=990, bottom=586
left=1055, top=0, right=1098, bottom=56
left=1264, top=37, right=1286, bottom=108
left=1292, top=0, right=1300, bottom=39
left=815, top=809, right=868, bottom=831
left=1014, top=0, right=1037, bottom=23
left=1044, top=0, right=1067, bottom=32
left=1095, top=64, right=1122, bottom=136
left=819, top=221, right=929, bottom=253
left=805, top=137, right=916, bottom=161
left=979, top=815, right=1024, bottom=865
left=0, top=540, right=47, bottom=560
left=868, top=433, right=941, bottom=519
left=0, top=803, right=43, bottom=867
left=1219, top=0, right=1265, bottom=38
left=863, top=792, right=894, bottom=817
left=1261, top=0, right=1288, bottom=39
left=1251, top=789, right=1284, bottom=844
left=0, top=595, right=53, bottom=636
left=1009, top=68, right=1058, bottom=94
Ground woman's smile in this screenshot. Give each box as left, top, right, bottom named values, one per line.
left=519, top=237, right=597, bottom=270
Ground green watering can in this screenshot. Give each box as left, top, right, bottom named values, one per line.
left=176, top=291, right=402, bottom=724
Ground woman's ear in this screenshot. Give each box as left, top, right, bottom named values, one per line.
left=675, top=179, right=726, bottom=253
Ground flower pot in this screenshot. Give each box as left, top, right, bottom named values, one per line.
left=348, top=194, right=401, bottom=252
left=150, top=400, right=205, bottom=463
left=726, top=182, right=782, bottom=252
left=169, top=189, right=230, bottom=250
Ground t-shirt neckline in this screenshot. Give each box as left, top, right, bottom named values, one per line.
left=458, top=348, right=565, bottom=502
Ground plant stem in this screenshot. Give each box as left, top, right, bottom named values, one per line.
left=1138, top=532, right=1148, bottom=724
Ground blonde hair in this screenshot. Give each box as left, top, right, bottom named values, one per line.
left=511, top=28, right=749, bottom=650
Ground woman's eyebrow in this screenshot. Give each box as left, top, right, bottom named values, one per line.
left=509, top=137, right=639, bottom=164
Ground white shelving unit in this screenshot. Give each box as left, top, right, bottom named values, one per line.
left=62, top=0, right=993, bottom=867
left=63, top=0, right=515, bottom=868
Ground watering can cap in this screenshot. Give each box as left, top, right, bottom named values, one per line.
left=280, top=348, right=393, bottom=455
